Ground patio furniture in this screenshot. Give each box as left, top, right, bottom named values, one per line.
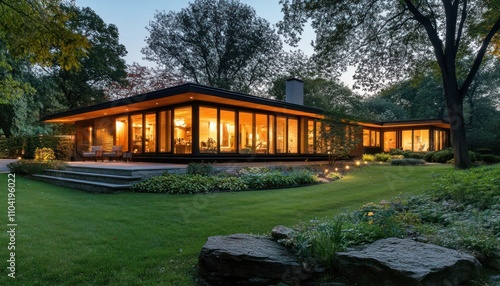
left=82, top=146, right=103, bottom=162
left=122, top=152, right=132, bottom=162
left=103, top=145, right=123, bottom=161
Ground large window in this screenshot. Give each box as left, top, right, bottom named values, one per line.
left=115, top=116, right=128, bottom=151
left=174, top=106, right=192, bottom=154
left=268, top=115, right=275, bottom=154
left=288, top=118, right=298, bottom=153
left=414, top=130, right=429, bottom=152
left=220, top=110, right=236, bottom=153
left=239, top=112, right=253, bottom=153
left=255, top=114, right=268, bottom=153
left=383, top=131, right=397, bottom=152
left=402, top=129, right=429, bottom=152
left=131, top=114, right=143, bottom=153
left=159, top=110, right=171, bottom=152
left=276, top=117, right=286, bottom=153
left=363, top=129, right=380, bottom=147
left=433, top=130, right=446, bottom=151
left=199, top=107, right=218, bottom=153
left=145, top=113, right=156, bottom=152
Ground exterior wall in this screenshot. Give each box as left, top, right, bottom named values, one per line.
left=95, top=117, right=114, bottom=151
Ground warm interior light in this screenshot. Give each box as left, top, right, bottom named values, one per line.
left=175, top=118, right=186, bottom=127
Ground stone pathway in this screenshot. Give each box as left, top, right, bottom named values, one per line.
left=0, top=159, right=16, bottom=173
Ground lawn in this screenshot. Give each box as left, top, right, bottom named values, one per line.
left=0, top=164, right=452, bottom=285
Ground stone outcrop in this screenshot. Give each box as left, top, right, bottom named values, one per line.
left=198, top=234, right=309, bottom=285
left=271, top=225, right=294, bottom=240
left=333, top=237, right=482, bottom=286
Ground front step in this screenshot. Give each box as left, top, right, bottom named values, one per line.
left=33, top=174, right=132, bottom=193
left=31, top=163, right=186, bottom=193
left=43, top=169, right=142, bottom=184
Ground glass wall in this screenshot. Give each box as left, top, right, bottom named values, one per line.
left=288, top=118, right=298, bottom=153
left=220, top=110, right=236, bottom=153
left=255, top=114, right=268, bottom=153
left=145, top=113, right=156, bottom=152
left=131, top=114, right=143, bottom=153
left=239, top=112, right=253, bottom=153
left=383, top=131, right=397, bottom=152
left=268, top=115, right=275, bottom=154
left=174, top=106, right=192, bottom=154
left=276, top=117, right=286, bottom=153
left=433, top=130, right=447, bottom=151
left=159, top=110, right=171, bottom=152
left=199, top=107, right=218, bottom=153
left=413, top=129, right=429, bottom=152
left=115, top=117, right=128, bottom=151
left=363, top=129, right=380, bottom=147
left=402, top=130, right=413, bottom=151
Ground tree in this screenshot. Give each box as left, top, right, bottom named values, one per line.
left=52, top=5, right=127, bottom=109
left=320, top=112, right=361, bottom=165
left=279, top=0, right=500, bottom=168
left=0, top=0, right=89, bottom=103
left=143, top=0, right=282, bottom=93
left=104, top=63, right=183, bottom=99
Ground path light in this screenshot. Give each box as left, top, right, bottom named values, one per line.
left=355, top=161, right=361, bottom=166
left=345, top=165, right=350, bottom=170
left=364, top=161, right=368, bottom=164
left=17, top=157, right=22, bottom=160
left=334, top=167, right=338, bottom=172
left=324, top=169, right=329, bottom=174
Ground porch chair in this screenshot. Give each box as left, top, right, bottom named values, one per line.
left=103, top=145, right=124, bottom=161
left=82, top=146, right=103, bottom=162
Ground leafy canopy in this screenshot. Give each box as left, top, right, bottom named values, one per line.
left=0, top=0, right=89, bottom=70
left=143, top=0, right=282, bottom=93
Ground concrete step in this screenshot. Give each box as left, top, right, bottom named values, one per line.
left=43, top=169, right=142, bottom=184
left=33, top=174, right=132, bottom=193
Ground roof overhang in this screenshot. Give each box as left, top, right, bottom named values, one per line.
left=42, top=83, right=324, bottom=124
left=359, top=119, right=450, bottom=129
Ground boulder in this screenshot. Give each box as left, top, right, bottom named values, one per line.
left=333, top=237, right=482, bottom=286
left=271, top=225, right=294, bottom=240
left=198, top=234, right=309, bottom=285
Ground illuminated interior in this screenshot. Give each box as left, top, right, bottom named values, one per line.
left=255, top=114, right=268, bottom=154
left=276, top=117, right=286, bottom=153
left=402, top=129, right=429, bottom=152
left=288, top=118, right=298, bottom=153
left=131, top=114, right=143, bottom=153
left=220, top=110, right=236, bottom=153
left=363, top=129, right=380, bottom=147
left=239, top=112, right=253, bottom=153
left=383, top=131, right=397, bottom=152
left=159, top=110, right=172, bottom=152
left=174, top=106, right=192, bottom=154
left=145, top=113, right=156, bottom=152
left=199, top=107, right=218, bottom=153
left=115, top=117, right=128, bottom=151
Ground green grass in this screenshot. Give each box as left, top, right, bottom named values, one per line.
left=0, top=164, right=451, bottom=285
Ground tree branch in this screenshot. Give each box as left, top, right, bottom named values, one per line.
left=460, top=16, right=500, bottom=99
left=454, top=0, right=467, bottom=49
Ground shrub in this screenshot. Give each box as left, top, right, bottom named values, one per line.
left=326, top=172, right=342, bottom=181
left=424, top=151, right=435, bottom=162
left=362, top=154, right=375, bottom=162
left=405, top=152, right=425, bottom=159
left=468, top=151, right=478, bottom=162
left=390, top=158, right=425, bottom=166
left=389, top=148, right=404, bottom=155
left=374, top=153, right=391, bottom=162
left=241, top=169, right=318, bottom=190
left=431, top=148, right=454, bottom=163
left=186, top=162, right=215, bottom=176
left=34, top=147, right=56, bottom=162
left=482, top=154, right=500, bottom=163
left=7, top=160, right=66, bottom=175
left=132, top=174, right=214, bottom=194
left=291, top=217, right=346, bottom=268
left=214, top=176, right=248, bottom=191
left=427, top=166, right=500, bottom=210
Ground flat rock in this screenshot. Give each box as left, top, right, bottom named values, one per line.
left=271, top=225, right=294, bottom=240
left=198, top=234, right=308, bottom=285
left=333, top=237, right=481, bottom=286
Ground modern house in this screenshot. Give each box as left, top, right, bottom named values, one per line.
left=42, top=79, right=450, bottom=162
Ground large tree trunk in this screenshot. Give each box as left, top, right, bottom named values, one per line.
left=444, top=87, right=471, bottom=169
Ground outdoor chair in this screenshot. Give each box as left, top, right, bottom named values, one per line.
left=82, top=146, right=103, bottom=162
left=103, top=145, right=123, bottom=161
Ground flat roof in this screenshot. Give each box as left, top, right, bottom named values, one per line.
left=42, top=83, right=324, bottom=124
